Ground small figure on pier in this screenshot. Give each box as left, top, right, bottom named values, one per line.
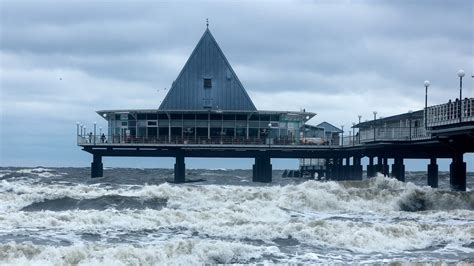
left=88, top=132, right=93, bottom=143
left=101, top=133, right=106, bottom=143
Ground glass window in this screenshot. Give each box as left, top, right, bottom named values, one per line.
left=196, top=114, right=208, bottom=120
left=203, top=99, right=212, bottom=108
left=223, top=115, right=235, bottom=120
left=137, top=114, right=146, bottom=120
left=236, top=115, right=247, bottom=121
left=158, top=114, right=168, bottom=119
left=183, top=114, right=195, bottom=120
left=147, top=114, right=157, bottom=120
left=204, top=78, right=212, bottom=88
left=210, top=114, right=222, bottom=120
left=147, top=121, right=157, bottom=126
left=137, top=127, right=145, bottom=137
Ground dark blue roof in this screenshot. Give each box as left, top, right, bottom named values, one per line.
left=159, top=28, right=257, bottom=111
left=316, top=122, right=342, bottom=133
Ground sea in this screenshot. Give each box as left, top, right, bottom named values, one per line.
left=0, top=167, right=472, bottom=265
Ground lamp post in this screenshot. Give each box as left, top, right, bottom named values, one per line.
left=268, top=123, right=272, bottom=147
left=80, top=124, right=83, bottom=137
left=424, top=80, right=430, bottom=129
left=458, top=69, right=465, bottom=123
left=93, top=122, right=97, bottom=145
left=373, top=111, right=377, bottom=141
left=76, top=122, right=80, bottom=136
left=352, top=123, right=355, bottom=146
left=99, top=127, right=102, bottom=136
left=341, top=125, right=344, bottom=147
left=357, top=115, right=362, bottom=144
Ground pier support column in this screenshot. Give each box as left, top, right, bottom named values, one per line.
left=252, top=156, right=272, bottom=183
left=352, top=156, right=363, bottom=180
left=376, top=157, right=383, bottom=175
left=174, top=155, right=186, bottom=183
left=391, top=157, right=405, bottom=182
left=91, top=154, right=103, bottom=178
left=325, top=158, right=334, bottom=180
left=367, top=157, right=375, bottom=178
left=335, top=158, right=343, bottom=180
left=427, top=157, right=438, bottom=188
left=383, top=157, right=389, bottom=177
left=450, top=152, right=466, bottom=191
left=343, top=157, right=350, bottom=180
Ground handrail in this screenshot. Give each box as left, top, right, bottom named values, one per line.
left=426, top=98, right=474, bottom=127
left=77, top=135, right=338, bottom=146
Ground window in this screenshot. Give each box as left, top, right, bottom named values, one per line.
left=204, top=78, right=212, bottom=88
left=147, top=121, right=157, bottom=127
left=147, top=114, right=157, bottom=120
left=203, top=99, right=212, bottom=108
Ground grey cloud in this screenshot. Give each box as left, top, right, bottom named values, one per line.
left=1, top=0, right=472, bottom=167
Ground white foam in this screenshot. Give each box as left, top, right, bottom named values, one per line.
left=1, top=177, right=473, bottom=254
left=0, top=240, right=275, bottom=265
left=16, top=168, right=63, bottom=178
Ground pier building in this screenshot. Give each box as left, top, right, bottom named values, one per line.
left=97, top=28, right=315, bottom=147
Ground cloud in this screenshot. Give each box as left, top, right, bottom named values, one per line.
left=0, top=0, right=472, bottom=168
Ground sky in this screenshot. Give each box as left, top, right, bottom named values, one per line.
left=0, top=0, right=473, bottom=170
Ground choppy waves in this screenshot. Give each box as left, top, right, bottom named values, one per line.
left=0, top=168, right=473, bottom=264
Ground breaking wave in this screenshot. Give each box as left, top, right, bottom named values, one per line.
left=21, top=195, right=168, bottom=211
left=0, top=240, right=272, bottom=265
left=0, top=167, right=473, bottom=263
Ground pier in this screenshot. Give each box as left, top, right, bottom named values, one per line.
left=77, top=27, right=473, bottom=191
left=79, top=99, right=474, bottom=191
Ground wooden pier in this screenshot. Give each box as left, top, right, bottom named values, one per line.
left=79, top=99, right=474, bottom=191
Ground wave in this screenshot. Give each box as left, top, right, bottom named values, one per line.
left=1, top=175, right=473, bottom=213
left=398, top=188, right=474, bottom=212
left=0, top=176, right=473, bottom=254
left=0, top=240, right=274, bottom=265
left=21, top=195, right=167, bottom=212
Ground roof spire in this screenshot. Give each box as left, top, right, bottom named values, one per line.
left=206, top=18, right=209, bottom=28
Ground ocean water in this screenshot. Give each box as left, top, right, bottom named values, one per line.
left=0, top=167, right=473, bottom=264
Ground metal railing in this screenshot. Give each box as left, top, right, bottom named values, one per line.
left=77, top=135, right=339, bottom=147
left=427, top=98, right=474, bottom=127
left=78, top=126, right=434, bottom=147
left=343, top=126, right=430, bottom=145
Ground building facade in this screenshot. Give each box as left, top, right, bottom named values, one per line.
left=96, top=28, right=315, bottom=145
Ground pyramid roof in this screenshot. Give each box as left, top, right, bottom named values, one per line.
left=159, top=28, right=257, bottom=111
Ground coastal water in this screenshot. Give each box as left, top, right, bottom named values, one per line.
left=0, top=167, right=473, bottom=264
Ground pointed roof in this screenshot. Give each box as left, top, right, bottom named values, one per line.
left=159, top=28, right=257, bottom=111
left=317, top=122, right=342, bottom=133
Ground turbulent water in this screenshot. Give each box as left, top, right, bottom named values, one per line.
left=0, top=167, right=473, bottom=264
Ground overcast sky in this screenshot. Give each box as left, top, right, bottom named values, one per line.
left=0, top=0, right=473, bottom=170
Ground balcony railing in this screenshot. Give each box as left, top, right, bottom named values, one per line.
left=77, top=135, right=339, bottom=147
left=341, top=126, right=430, bottom=146
left=426, top=98, right=474, bottom=127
